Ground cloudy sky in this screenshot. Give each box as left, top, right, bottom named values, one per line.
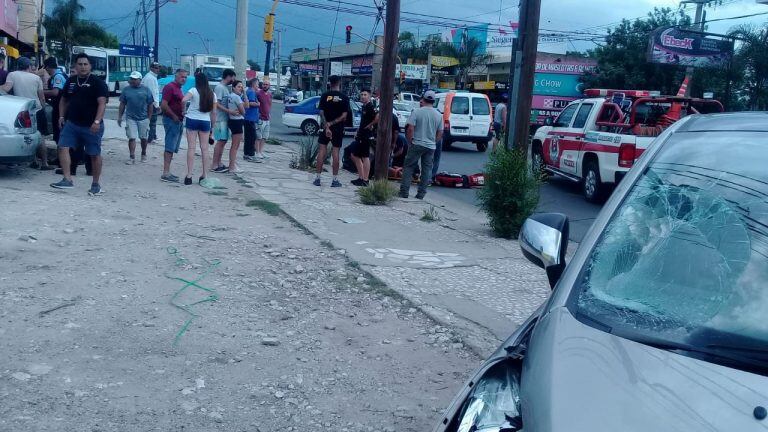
left=54, top=0, right=768, bottom=65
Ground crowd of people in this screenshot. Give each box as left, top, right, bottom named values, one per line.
left=0, top=51, right=506, bottom=201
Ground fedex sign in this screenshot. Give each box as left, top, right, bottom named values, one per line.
left=662, top=34, right=694, bottom=50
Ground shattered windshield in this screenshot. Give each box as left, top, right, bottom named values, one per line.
left=575, top=131, right=768, bottom=367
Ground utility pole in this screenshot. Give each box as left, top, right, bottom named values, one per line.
left=504, top=0, right=541, bottom=155
left=426, top=41, right=433, bottom=89
left=142, top=0, right=150, bottom=52
left=683, top=0, right=707, bottom=97
left=316, top=43, right=321, bottom=92
left=153, top=0, right=159, bottom=62
left=235, top=0, right=248, bottom=78
left=373, top=0, right=400, bottom=180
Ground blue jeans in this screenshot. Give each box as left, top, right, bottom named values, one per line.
left=163, top=116, right=184, bottom=153
left=431, top=138, right=442, bottom=180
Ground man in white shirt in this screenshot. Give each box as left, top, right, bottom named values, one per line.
left=141, top=62, right=161, bottom=143
left=1, top=56, right=49, bottom=169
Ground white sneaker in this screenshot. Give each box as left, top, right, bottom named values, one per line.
left=125, top=157, right=136, bottom=165
left=260, top=153, right=269, bottom=159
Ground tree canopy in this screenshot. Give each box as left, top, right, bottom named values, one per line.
left=45, top=0, right=119, bottom=60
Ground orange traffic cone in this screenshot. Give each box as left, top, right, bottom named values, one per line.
left=677, top=76, right=690, bottom=97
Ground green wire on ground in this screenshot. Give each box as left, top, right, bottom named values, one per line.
left=165, top=247, right=222, bottom=345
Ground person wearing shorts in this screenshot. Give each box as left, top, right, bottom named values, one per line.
left=160, top=69, right=188, bottom=183
left=182, top=71, right=217, bottom=185
left=224, top=80, right=246, bottom=173
left=255, top=79, right=273, bottom=159
left=350, top=88, right=378, bottom=186
left=50, top=53, right=108, bottom=195
left=313, top=75, right=350, bottom=188
left=211, top=69, right=236, bottom=172
left=117, top=71, right=153, bottom=164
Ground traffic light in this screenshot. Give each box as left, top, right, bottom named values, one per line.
left=345, top=25, right=352, bottom=44
left=263, top=13, right=275, bottom=42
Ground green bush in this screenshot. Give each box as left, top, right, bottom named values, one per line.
left=358, top=179, right=398, bottom=205
left=289, top=137, right=319, bottom=171
left=477, top=148, right=540, bottom=239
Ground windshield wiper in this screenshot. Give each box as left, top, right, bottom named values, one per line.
left=706, top=343, right=768, bottom=356
left=623, top=332, right=768, bottom=373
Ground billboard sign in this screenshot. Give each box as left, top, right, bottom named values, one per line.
left=351, top=56, right=372, bottom=75
left=533, top=73, right=584, bottom=97
left=396, top=64, right=428, bottom=80
left=648, top=26, right=734, bottom=68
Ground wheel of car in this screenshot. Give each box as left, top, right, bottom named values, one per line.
left=531, top=142, right=547, bottom=176
left=583, top=160, right=604, bottom=203
left=301, top=119, right=320, bottom=136
left=476, top=141, right=488, bottom=152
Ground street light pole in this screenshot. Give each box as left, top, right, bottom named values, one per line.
left=234, top=0, right=249, bottom=78
left=188, top=31, right=210, bottom=54
left=154, top=0, right=160, bottom=62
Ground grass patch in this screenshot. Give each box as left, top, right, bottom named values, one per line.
left=357, top=179, right=398, bottom=205
left=205, top=190, right=228, bottom=196
left=319, top=239, right=334, bottom=249
left=246, top=199, right=282, bottom=216
left=420, top=205, right=440, bottom=222
left=266, top=138, right=282, bottom=146
left=241, top=184, right=254, bottom=188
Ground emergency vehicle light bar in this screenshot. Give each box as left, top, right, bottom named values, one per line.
left=584, top=89, right=654, bottom=98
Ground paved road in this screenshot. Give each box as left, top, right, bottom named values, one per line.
left=108, top=99, right=602, bottom=242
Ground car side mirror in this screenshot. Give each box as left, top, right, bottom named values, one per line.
left=544, top=116, right=554, bottom=126
left=519, top=213, right=569, bottom=289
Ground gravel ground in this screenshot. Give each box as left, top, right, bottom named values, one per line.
left=0, top=150, right=479, bottom=431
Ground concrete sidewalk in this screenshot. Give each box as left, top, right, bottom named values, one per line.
left=237, top=140, right=551, bottom=355
left=96, top=120, right=551, bottom=355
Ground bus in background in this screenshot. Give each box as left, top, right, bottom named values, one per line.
left=70, top=46, right=150, bottom=95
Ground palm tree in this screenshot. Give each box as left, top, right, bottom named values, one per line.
left=446, top=32, right=493, bottom=88
left=45, top=0, right=85, bottom=58
left=730, top=24, right=768, bottom=111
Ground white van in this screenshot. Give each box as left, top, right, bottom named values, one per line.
left=434, top=91, right=493, bottom=152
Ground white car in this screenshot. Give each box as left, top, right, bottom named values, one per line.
left=282, top=96, right=360, bottom=136
left=394, top=92, right=421, bottom=111
left=392, top=102, right=412, bottom=131
left=0, top=94, right=42, bottom=165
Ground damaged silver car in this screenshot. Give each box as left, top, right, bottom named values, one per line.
left=434, top=112, right=768, bottom=432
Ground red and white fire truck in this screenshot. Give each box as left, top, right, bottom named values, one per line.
left=531, top=88, right=724, bottom=202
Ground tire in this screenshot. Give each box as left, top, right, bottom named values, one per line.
left=583, top=160, right=604, bottom=203
left=301, top=119, right=320, bottom=136
left=476, top=141, right=488, bottom=152
left=531, top=142, right=546, bottom=176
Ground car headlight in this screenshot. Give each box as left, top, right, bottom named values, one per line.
left=452, top=359, right=523, bottom=432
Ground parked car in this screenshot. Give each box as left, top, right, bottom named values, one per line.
left=0, top=94, right=42, bottom=165
left=433, top=112, right=768, bottom=432
left=434, top=91, right=493, bottom=152
left=392, top=101, right=412, bottom=131
left=282, top=96, right=360, bottom=136
left=394, top=92, right=421, bottom=111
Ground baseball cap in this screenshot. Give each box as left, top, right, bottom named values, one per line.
left=130, top=71, right=143, bottom=79
left=422, top=90, right=436, bottom=102
left=17, top=56, right=31, bottom=70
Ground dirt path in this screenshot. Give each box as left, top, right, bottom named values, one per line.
left=0, top=146, right=478, bottom=431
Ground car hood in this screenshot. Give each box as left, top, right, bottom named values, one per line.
left=521, top=307, right=768, bottom=432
